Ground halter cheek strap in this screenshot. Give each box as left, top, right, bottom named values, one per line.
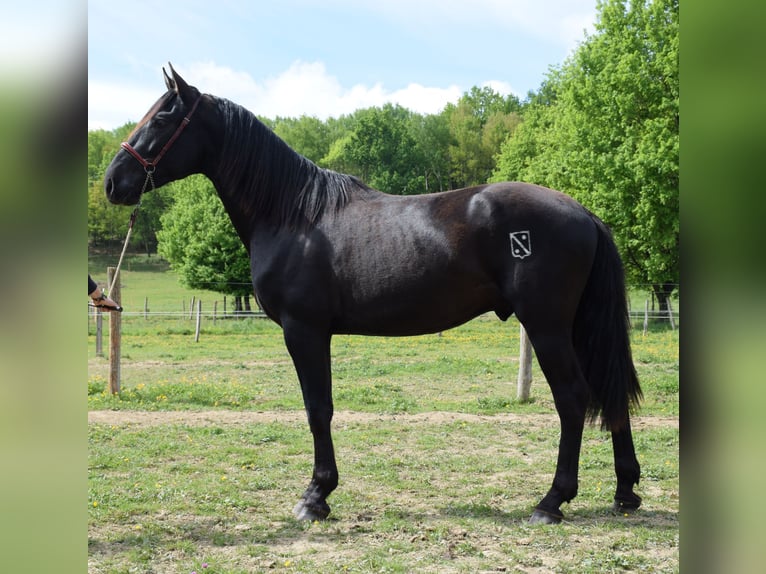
left=120, top=94, right=203, bottom=172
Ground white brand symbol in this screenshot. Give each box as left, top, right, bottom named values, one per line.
left=510, top=231, right=532, bottom=259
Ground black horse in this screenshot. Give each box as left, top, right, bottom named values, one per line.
left=104, top=65, right=642, bottom=524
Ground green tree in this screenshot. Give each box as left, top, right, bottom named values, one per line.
left=156, top=175, right=253, bottom=308
left=273, top=115, right=332, bottom=164
left=88, top=126, right=133, bottom=246
left=482, top=111, right=522, bottom=169
left=491, top=72, right=566, bottom=185
left=324, top=104, right=425, bottom=194
left=409, top=112, right=451, bottom=192
left=461, top=85, right=521, bottom=122
left=446, top=100, right=484, bottom=188
left=320, top=132, right=356, bottom=174
left=88, top=123, right=174, bottom=252
left=446, top=87, right=522, bottom=188
left=493, top=0, right=678, bottom=306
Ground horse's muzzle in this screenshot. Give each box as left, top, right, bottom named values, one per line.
left=103, top=173, right=141, bottom=206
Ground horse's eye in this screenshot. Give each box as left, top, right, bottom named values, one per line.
left=152, top=112, right=173, bottom=126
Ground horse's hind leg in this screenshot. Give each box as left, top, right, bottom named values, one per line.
left=524, top=329, right=589, bottom=524
left=612, top=418, right=642, bottom=513
left=282, top=320, right=338, bottom=520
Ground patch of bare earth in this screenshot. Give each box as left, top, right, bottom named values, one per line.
left=88, top=408, right=678, bottom=430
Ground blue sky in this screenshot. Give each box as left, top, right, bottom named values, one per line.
left=87, top=0, right=598, bottom=130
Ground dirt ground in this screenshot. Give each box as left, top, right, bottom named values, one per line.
left=88, top=409, right=678, bottom=430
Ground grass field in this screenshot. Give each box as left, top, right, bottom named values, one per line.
left=88, top=253, right=679, bottom=573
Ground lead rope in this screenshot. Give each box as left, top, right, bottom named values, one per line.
left=105, top=168, right=155, bottom=297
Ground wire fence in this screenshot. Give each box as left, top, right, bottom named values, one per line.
left=87, top=283, right=679, bottom=330
left=88, top=281, right=677, bottom=391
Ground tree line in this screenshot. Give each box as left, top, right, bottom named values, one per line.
left=88, top=0, right=677, bottom=309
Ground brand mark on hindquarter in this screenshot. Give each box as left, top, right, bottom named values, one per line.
left=509, top=231, right=532, bottom=259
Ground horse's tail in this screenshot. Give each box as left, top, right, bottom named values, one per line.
left=573, top=214, right=642, bottom=432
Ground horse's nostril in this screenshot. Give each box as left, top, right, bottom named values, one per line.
left=104, top=177, right=114, bottom=198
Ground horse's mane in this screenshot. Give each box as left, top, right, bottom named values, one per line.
left=213, top=97, right=365, bottom=229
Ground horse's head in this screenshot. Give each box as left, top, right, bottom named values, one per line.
left=104, top=64, right=207, bottom=205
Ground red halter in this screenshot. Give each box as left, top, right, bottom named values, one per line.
left=120, top=94, right=203, bottom=173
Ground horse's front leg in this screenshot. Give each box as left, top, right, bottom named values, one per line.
left=282, top=320, right=338, bottom=521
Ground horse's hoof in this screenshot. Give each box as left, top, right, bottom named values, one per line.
left=293, top=498, right=331, bottom=521
left=529, top=508, right=563, bottom=525
left=613, top=493, right=641, bottom=515
left=613, top=499, right=641, bottom=515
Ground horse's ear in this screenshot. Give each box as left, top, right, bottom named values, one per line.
left=167, top=62, right=192, bottom=96
left=163, top=66, right=175, bottom=91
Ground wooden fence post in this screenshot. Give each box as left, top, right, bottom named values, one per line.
left=95, top=308, right=103, bottom=357
left=144, top=297, right=149, bottom=319
left=667, top=298, right=676, bottom=330
left=107, top=266, right=121, bottom=394
left=643, top=299, right=649, bottom=335
left=516, top=325, right=533, bottom=402
left=194, top=299, right=202, bottom=342
left=189, top=296, right=195, bottom=320
left=213, top=300, right=218, bottom=324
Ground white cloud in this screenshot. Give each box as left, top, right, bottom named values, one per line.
left=87, top=1, right=599, bottom=130
left=89, top=60, right=475, bottom=129
left=89, top=58, right=534, bottom=131
left=87, top=82, right=163, bottom=130
left=481, top=80, right=516, bottom=97
left=388, top=83, right=464, bottom=115
left=193, top=60, right=467, bottom=119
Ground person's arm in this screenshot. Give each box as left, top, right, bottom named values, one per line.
left=88, top=275, right=122, bottom=311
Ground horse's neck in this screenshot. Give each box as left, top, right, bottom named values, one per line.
left=206, top=100, right=311, bottom=236
left=209, top=104, right=295, bottom=187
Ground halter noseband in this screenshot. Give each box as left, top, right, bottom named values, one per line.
left=120, top=93, right=203, bottom=174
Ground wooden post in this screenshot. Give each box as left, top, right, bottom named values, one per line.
left=189, top=296, right=195, bottom=320
left=144, top=297, right=149, bottom=319
left=643, top=299, right=649, bottom=335
left=107, top=266, right=121, bottom=394
left=516, top=325, right=533, bottom=402
left=223, top=296, right=227, bottom=318
left=213, top=300, right=218, bottom=324
left=667, top=297, right=676, bottom=330
left=194, top=299, right=202, bottom=342
left=95, top=309, right=103, bottom=357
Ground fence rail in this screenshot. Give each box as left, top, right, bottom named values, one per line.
left=629, top=310, right=679, bottom=320
left=88, top=279, right=677, bottom=353
left=89, top=286, right=678, bottom=397
left=92, top=309, right=676, bottom=320
left=93, top=310, right=268, bottom=318
left=89, top=308, right=677, bottom=327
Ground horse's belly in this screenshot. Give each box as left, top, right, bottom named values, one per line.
left=334, top=277, right=501, bottom=336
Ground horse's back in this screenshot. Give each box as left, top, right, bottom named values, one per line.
left=252, top=181, right=599, bottom=336
left=326, top=182, right=597, bottom=334
left=322, top=187, right=501, bottom=334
